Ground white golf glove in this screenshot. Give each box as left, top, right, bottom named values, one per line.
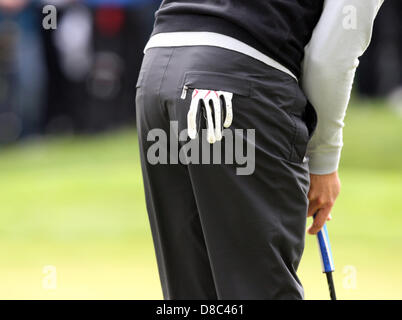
left=186, top=89, right=233, bottom=143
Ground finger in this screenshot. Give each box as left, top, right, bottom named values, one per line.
left=202, top=92, right=216, bottom=144
left=307, top=199, right=320, bottom=217
left=187, top=89, right=200, bottom=139
left=212, top=91, right=222, bottom=141
left=220, top=91, right=233, bottom=128
left=308, top=206, right=332, bottom=235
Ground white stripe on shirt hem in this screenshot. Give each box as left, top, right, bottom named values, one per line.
left=144, top=32, right=298, bottom=81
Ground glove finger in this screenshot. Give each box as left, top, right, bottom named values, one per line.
left=187, top=89, right=200, bottom=139
left=212, top=91, right=222, bottom=141
left=220, top=91, right=233, bottom=128
left=202, top=92, right=216, bottom=144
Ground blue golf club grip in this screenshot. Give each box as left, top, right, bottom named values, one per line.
left=317, top=224, right=335, bottom=273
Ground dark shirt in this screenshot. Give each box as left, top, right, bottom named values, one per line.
left=152, top=0, right=324, bottom=79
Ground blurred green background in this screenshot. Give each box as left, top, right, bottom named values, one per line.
left=0, top=100, right=401, bottom=300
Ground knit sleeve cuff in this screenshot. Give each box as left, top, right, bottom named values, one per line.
left=307, top=148, right=342, bottom=175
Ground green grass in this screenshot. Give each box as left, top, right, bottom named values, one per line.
left=0, top=100, right=401, bottom=299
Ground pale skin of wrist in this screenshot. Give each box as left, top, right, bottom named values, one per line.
left=307, top=170, right=341, bottom=235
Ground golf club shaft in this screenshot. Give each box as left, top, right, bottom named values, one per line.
left=325, top=272, right=337, bottom=300
left=316, top=221, right=336, bottom=300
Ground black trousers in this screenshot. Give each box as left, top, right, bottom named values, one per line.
left=135, top=46, right=317, bottom=299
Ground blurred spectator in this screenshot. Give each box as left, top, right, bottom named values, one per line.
left=86, top=0, right=160, bottom=131
left=356, top=0, right=402, bottom=98
left=40, top=0, right=92, bottom=133
left=41, top=0, right=160, bottom=134
left=0, top=0, right=46, bottom=142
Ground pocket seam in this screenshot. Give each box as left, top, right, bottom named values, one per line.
left=179, top=71, right=251, bottom=97
left=135, top=70, right=146, bottom=88
left=289, top=113, right=298, bottom=161
left=289, top=112, right=309, bottom=163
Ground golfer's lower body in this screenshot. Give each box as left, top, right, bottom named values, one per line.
left=136, top=46, right=317, bottom=299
